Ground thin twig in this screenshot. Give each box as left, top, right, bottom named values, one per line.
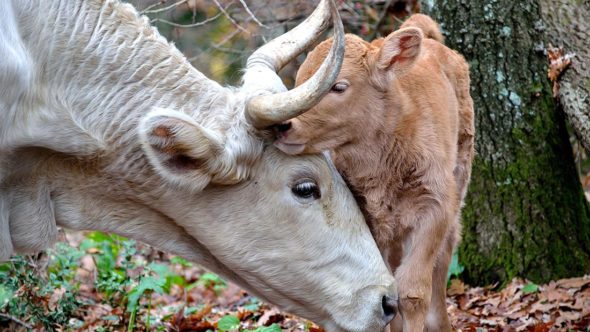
left=369, top=0, right=394, bottom=39
left=142, top=0, right=187, bottom=14
left=0, top=313, right=33, bottom=329
left=188, top=27, right=242, bottom=62
left=210, top=0, right=249, bottom=33
left=237, top=0, right=267, bottom=28
left=151, top=12, right=222, bottom=28
left=210, top=45, right=247, bottom=54
left=339, top=1, right=358, bottom=15
left=141, top=0, right=168, bottom=14
left=212, top=27, right=243, bottom=48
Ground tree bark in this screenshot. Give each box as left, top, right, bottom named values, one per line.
left=422, top=0, right=590, bottom=285
left=539, top=0, right=590, bottom=153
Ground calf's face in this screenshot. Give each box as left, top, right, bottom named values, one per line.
left=275, top=28, right=423, bottom=155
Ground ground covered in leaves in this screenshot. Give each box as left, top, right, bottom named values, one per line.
left=0, top=232, right=588, bottom=332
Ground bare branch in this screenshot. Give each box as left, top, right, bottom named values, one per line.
left=142, top=0, right=187, bottom=14
left=212, top=26, right=244, bottom=48
left=369, top=0, right=394, bottom=39
left=188, top=27, right=243, bottom=62
left=141, top=0, right=168, bottom=14
left=210, top=0, right=249, bottom=34
left=151, top=12, right=223, bottom=28
left=210, top=45, right=247, bottom=54
left=0, top=313, right=33, bottom=330
left=237, top=0, right=267, bottom=28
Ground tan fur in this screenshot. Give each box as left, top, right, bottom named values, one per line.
left=276, top=14, right=475, bottom=332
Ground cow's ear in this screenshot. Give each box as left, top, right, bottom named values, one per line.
left=139, top=108, right=223, bottom=192
left=376, top=27, right=422, bottom=77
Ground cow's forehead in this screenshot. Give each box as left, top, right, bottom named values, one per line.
left=297, top=35, right=372, bottom=85
left=259, top=146, right=337, bottom=184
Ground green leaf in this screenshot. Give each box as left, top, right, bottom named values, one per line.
left=0, top=262, right=10, bottom=274
left=522, top=283, right=539, bottom=294
left=183, top=306, right=202, bottom=316
left=170, top=256, right=193, bottom=267
left=447, top=252, right=464, bottom=281
left=252, top=324, right=282, bottom=332
left=148, top=263, right=170, bottom=278
left=148, top=263, right=185, bottom=292
left=85, top=231, right=114, bottom=243
left=198, top=272, right=225, bottom=284
left=217, top=315, right=240, bottom=332
left=126, top=276, right=165, bottom=313
left=197, top=272, right=227, bottom=293
left=101, top=315, right=121, bottom=323
left=242, top=298, right=260, bottom=312
left=0, top=285, right=13, bottom=309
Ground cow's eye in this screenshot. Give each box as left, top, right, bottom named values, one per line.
left=331, top=82, right=349, bottom=93
left=292, top=180, right=321, bottom=200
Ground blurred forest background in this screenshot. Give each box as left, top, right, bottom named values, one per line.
left=1, top=0, right=589, bottom=331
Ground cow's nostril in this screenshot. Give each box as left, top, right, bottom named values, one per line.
left=276, top=121, right=292, bottom=133
left=382, top=295, right=398, bottom=321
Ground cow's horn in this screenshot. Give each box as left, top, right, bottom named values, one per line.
left=245, top=0, right=344, bottom=129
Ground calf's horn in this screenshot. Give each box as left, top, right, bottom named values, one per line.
left=245, top=0, right=345, bottom=129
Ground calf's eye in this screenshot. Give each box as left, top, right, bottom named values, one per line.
left=292, top=180, right=321, bottom=200
left=331, top=82, right=349, bottom=93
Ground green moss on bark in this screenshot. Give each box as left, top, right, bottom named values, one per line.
left=423, top=0, right=590, bottom=285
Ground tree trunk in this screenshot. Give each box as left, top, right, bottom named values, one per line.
left=422, top=0, right=590, bottom=285
left=539, top=0, right=590, bottom=153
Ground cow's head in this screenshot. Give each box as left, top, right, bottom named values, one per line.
left=274, top=28, right=423, bottom=155
left=2, top=0, right=397, bottom=331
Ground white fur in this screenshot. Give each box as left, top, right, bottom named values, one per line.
left=0, top=1, right=396, bottom=331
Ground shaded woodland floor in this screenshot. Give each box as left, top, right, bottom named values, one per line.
left=1, top=233, right=588, bottom=332
left=75, top=274, right=590, bottom=331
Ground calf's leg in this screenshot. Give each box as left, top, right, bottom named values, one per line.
left=424, top=222, right=459, bottom=331
left=395, top=202, right=454, bottom=332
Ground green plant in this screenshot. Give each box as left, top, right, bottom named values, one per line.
left=80, top=232, right=132, bottom=302
left=447, top=252, right=465, bottom=282
left=522, top=282, right=539, bottom=294
left=251, top=324, right=282, bottom=332
left=149, top=262, right=187, bottom=292
left=217, top=314, right=241, bottom=331
left=126, top=268, right=166, bottom=332
left=0, top=285, right=12, bottom=310
left=191, top=272, right=227, bottom=295
left=242, top=297, right=261, bottom=312
left=0, top=232, right=224, bottom=330
left=79, top=232, right=188, bottom=330
left=0, top=243, right=84, bottom=330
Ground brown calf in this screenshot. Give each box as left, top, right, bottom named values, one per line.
left=275, top=14, right=475, bottom=332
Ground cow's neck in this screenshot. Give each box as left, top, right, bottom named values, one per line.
left=4, top=1, right=237, bottom=158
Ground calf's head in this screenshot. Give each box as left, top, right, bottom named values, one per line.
left=274, top=28, right=423, bottom=155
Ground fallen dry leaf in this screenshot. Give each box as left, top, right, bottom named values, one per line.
left=447, top=276, right=590, bottom=331
left=448, top=279, right=466, bottom=296
left=547, top=44, right=575, bottom=98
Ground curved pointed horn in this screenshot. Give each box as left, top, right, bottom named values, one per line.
left=245, top=0, right=345, bottom=129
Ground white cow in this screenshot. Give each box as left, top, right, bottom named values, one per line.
left=0, top=0, right=397, bottom=331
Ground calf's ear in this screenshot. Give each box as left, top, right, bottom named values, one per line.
left=376, top=27, right=423, bottom=77
left=139, top=108, right=223, bottom=192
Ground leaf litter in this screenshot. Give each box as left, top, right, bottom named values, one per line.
left=1, top=233, right=588, bottom=331
left=447, top=276, right=590, bottom=331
